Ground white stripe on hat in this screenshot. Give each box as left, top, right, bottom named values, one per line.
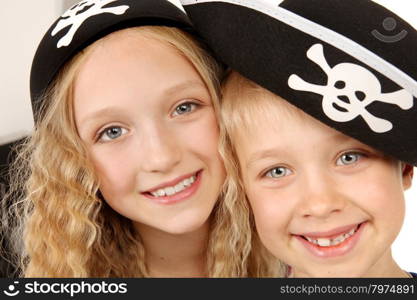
left=167, top=0, right=186, bottom=12
left=181, top=0, right=417, bottom=98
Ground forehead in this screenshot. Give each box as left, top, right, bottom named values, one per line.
left=233, top=97, right=355, bottom=156
left=234, top=97, right=307, bottom=140
left=72, top=28, right=202, bottom=116
left=75, top=31, right=156, bottom=86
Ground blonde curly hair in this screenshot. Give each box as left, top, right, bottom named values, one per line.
left=4, top=27, right=278, bottom=277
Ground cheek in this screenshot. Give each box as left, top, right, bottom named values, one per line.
left=245, top=185, right=290, bottom=257
left=182, top=111, right=223, bottom=164
left=343, top=171, right=406, bottom=226
left=363, top=185, right=405, bottom=223
left=90, top=148, right=137, bottom=199
left=360, top=183, right=406, bottom=244
left=196, top=113, right=219, bottom=148
left=246, top=185, right=288, bottom=234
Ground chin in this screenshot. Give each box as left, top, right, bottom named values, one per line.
left=163, top=213, right=211, bottom=235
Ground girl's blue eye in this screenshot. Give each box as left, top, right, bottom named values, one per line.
left=172, top=102, right=198, bottom=116
left=98, top=126, right=127, bottom=142
left=336, top=152, right=363, bottom=166
left=265, top=167, right=292, bottom=178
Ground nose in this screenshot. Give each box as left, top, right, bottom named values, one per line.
left=139, top=123, right=181, bottom=174
left=298, top=170, right=347, bottom=219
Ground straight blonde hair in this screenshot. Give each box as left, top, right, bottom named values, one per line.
left=219, top=71, right=291, bottom=278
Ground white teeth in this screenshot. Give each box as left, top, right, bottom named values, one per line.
left=165, top=187, right=176, bottom=196
left=149, top=175, right=197, bottom=197
left=303, top=225, right=359, bottom=247
left=174, top=183, right=183, bottom=193
left=332, top=235, right=344, bottom=245
left=156, top=189, right=166, bottom=197
left=317, top=238, right=330, bottom=247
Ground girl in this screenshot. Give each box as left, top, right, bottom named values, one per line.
left=5, top=0, right=278, bottom=277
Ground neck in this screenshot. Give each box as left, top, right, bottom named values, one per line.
left=135, top=220, right=211, bottom=278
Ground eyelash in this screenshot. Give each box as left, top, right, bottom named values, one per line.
left=171, top=101, right=200, bottom=117
left=96, top=126, right=128, bottom=142
left=263, top=166, right=293, bottom=179
left=93, top=101, right=201, bottom=142
left=335, top=151, right=366, bottom=166
left=261, top=150, right=367, bottom=179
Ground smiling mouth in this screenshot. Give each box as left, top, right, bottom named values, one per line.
left=145, top=171, right=201, bottom=198
left=300, top=223, right=363, bottom=248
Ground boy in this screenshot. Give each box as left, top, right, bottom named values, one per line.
left=181, top=0, right=417, bottom=277
left=220, top=71, right=414, bottom=277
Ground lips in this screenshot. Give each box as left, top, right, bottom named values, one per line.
left=142, top=170, right=202, bottom=205
left=294, top=222, right=367, bottom=258
left=149, top=174, right=197, bottom=197
left=303, top=224, right=358, bottom=247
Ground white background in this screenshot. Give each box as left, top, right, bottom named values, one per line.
left=0, top=0, right=416, bottom=274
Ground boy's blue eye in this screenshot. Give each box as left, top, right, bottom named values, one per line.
left=172, top=102, right=198, bottom=116
left=98, top=126, right=127, bottom=142
left=265, top=167, right=292, bottom=178
left=336, top=152, right=363, bottom=166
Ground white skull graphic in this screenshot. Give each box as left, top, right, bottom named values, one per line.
left=288, top=43, right=413, bottom=133
left=51, top=0, right=130, bottom=48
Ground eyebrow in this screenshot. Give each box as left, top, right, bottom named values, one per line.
left=78, top=107, right=126, bottom=130
left=246, top=148, right=284, bottom=169
left=162, top=80, right=207, bottom=97
left=77, top=80, right=208, bottom=127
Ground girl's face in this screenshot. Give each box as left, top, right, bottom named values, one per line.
left=73, top=30, right=225, bottom=234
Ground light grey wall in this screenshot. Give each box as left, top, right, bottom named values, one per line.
left=0, top=0, right=80, bottom=145
left=62, top=0, right=80, bottom=11
left=0, top=1, right=63, bottom=144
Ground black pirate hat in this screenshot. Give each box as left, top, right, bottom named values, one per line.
left=181, top=0, right=417, bottom=165
left=30, top=0, right=193, bottom=118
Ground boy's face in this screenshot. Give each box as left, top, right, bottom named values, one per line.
left=235, top=100, right=412, bottom=277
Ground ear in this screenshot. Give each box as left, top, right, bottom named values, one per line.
left=401, top=163, right=413, bottom=191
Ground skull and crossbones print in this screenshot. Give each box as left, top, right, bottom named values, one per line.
left=288, top=43, right=414, bottom=133
left=51, top=0, right=130, bottom=48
